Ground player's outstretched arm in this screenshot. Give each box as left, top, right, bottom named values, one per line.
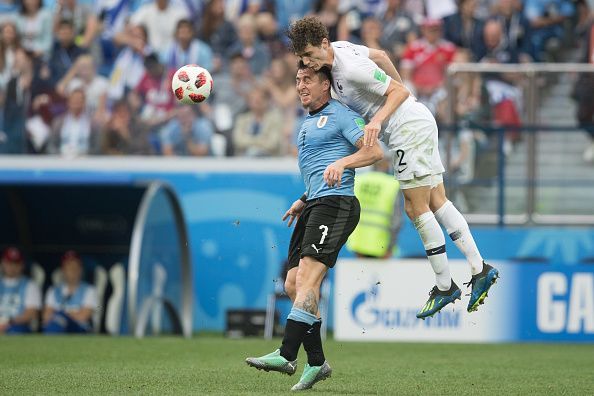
left=282, top=197, right=306, bottom=227
left=324, top=138, right=384, bottom=187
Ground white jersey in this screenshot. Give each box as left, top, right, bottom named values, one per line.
left=330, top=41, right=445, bottom=183
left=330, top=41, right=391, bottom=124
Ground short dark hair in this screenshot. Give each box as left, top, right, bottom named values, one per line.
left=57, top=19, right=74, bottom=29
left=297, top=60, right=332, bottom=86
left=176, top=19, right=194, bottom=32
left=287, top=16, right=329, bottom=53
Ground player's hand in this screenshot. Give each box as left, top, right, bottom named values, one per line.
left=324, top=162, right=344, bottom=187
left=364, top=120, right=382, bottom=146
left=282, top=199, right=306, bottom=227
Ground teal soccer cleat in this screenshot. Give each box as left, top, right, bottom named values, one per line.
left=466, top=262, right=499, bottom=312
left=291, top=361, right=332, bottom=391
left=245, top=349, right=297, bottom=375
left=416, top=281, right=462, bottom=319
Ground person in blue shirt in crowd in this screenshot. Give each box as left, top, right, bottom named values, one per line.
left=0, top=247, right=42, bottom=334
left=160, top=104, right=214, bottom=156
left=524, top=0, right=575, bottom=61
left=245, top=62, right=383, bottom=391
left=43, top=250, right=97, bottom=334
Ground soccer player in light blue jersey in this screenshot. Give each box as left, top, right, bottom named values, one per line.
left=245, top=62, right=383, bottom=391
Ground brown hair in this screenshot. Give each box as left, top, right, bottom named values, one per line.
left=286, top=16, right=329, bottom=53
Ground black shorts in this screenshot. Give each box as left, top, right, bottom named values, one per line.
left=288, top=195, right=360, bottom=269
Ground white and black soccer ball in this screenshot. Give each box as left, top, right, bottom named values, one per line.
left=171, top=64, right=214, bottom=104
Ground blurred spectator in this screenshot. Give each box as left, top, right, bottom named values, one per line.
left=263, top=57, right=298, bottom=153
left=490, top=0, right=533, bottom=63
left=211, top=53, right=254, bottom=140
left=1, top=49, right=34, bottom=154
left=224, top=0, right=261, bottom=22
left=0, top=21, right=20, bottom=91
left=52, top=0, right=94, bottom=48
left=480, top=19, right=523, bottom=152
left=132, top=53, right=176, bottom=132
left=228, top=14, right=271, bottom=75
left=314, top=0, right=347, bottom=42
left=107, top=24, right=149, bottom=102
left=376, top=0, right=418, bottom=60
left=524, top=0, right=575, bottom=61
left=0, top=0, right=18, bottom=25
left=274, top=0, right=314, bottom=30
left=0, top=247, right=42, bottom=334
left=49, top=19, right=87, bottom=85
left=160, top=105, right=214, bottom=156
left=16, top=0, right=53, bottom=59
left=49, top=88, right=100, bottom=156
left=160, top=19, right=213, bottom=73
left=101, top=99, right=151, bottom=155
left=87, top=0, right=133, bottom=74
left=401, top=18, right=456, bottom=116
left=443, top=0, right=487, bottom=61
left=199, top=0, right=238, bottom=66
left=56, top=54, right=109, bottom=124
left=43, top=251, right=97, bottom=334
left=232, top=85, right=283, bottom=156
left=255, top=12, right=286, bottom=58
left=360, top=16, right=384, bottom=50
left=129, top=0, right=188, bottom=54
left=572, top=18, right=594, bottom=162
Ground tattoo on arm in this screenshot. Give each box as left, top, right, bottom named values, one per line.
left=355, top=137, right=364, bottom=149
left=294, top=290, right=318, bottom=315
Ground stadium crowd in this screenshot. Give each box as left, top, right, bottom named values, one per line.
left=0, top=0, right=593, bottom=158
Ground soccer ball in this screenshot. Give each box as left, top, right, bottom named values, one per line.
left=171, top=64, right=213, bottom=104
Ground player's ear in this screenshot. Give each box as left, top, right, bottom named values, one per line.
left=321, top=38, right=329, bottom=49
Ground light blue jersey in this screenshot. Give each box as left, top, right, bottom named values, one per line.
left=52, top=282, right=92, bottom=312
left=0, top=278, right=28, bottom=320
left=297, top=99, right=365, bottom=200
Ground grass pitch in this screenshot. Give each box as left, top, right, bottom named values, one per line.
left=1, top=336, right=593, bottom=395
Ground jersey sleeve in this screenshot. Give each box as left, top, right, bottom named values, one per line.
left=82, top=286, right=98, bottom=309
left=45, top=287, right=58, bottom=310
left=24, top=281, right=41, bottom=309
left=347, top=58, right=392, bottom=97
left=338, top=106, right=365, bottom=147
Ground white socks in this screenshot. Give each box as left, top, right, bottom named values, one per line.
left=414, top=211, right=451, bottom=291
left=434, top=200, right=484, bottom=276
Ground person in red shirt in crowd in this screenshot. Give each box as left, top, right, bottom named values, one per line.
left=400, top=18, right=457, bottom=118
left=132, top=53, right=176, bottom=133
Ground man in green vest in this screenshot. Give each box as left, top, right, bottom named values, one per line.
left=347, top=158, right=402, bottom=258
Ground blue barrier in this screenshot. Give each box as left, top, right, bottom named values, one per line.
left=1, top=159, right=593, bottom=333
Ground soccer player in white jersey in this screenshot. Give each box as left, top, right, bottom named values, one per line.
left=287, top=16, right=499, bottom=317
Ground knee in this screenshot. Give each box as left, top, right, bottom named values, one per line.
left=284, top=278, right=296, bottom=300
left=404, top=201, right=416, bottom=221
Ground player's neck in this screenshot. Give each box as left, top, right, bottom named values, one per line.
left=308, top=100, right=330, bottom=115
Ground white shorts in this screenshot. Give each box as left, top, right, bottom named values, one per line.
left=383, top=97, right=445, bottom=188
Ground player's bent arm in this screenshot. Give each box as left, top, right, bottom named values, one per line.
left=370, top=79, right=410, bottom=127
left=367, top=48, right=404, bottom=85
left=42, top=306, right=55, bottom=324
left=10, top=308, right=38, bottom=325
left=68, top=308, right=94, bottom=323
left=324, top=139, right=383, bottom=187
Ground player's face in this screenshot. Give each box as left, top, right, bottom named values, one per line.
left=62, top=259, right=82, bottom=285
left=296, top=68, right=328, bottom=109
left=1, top=259, right=23, bottom=278
left=296, top=39, right=330, bottom=71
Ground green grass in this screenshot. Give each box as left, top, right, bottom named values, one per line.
left=1, top=336, right=593, bottom=395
